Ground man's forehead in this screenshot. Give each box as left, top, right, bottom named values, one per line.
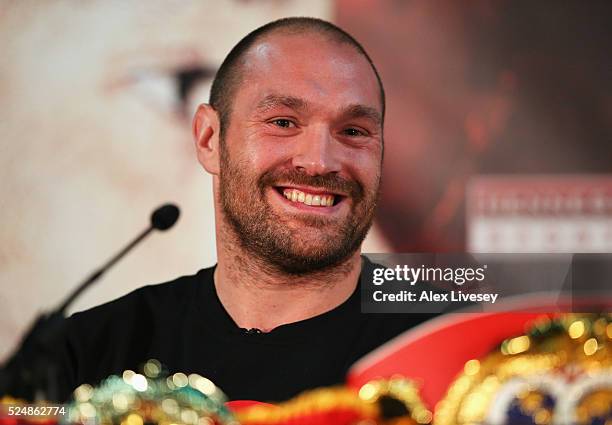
left=237, top=31, right=383, bottom=115
left=241, top=30, right=371, bottom=77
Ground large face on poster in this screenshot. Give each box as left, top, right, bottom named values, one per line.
left=0, top=0, right=330, bottom=360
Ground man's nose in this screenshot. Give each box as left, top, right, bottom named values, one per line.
left=291, top=126, right=341, bottom=176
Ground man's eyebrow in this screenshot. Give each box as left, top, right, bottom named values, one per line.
left=342, top=104, right=383, bottom=127
left=255, top=95, right=309, bottom=113
left=254, top=96, right=382, bottom=127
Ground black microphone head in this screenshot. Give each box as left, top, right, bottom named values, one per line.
left=151, top=204, right=180, bottom=231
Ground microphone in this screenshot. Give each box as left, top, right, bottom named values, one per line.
left=151, top=204, right=180, bottom=231
left=0, top=203, right=180, bottom=401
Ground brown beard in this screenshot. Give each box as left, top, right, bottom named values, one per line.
left=218, top=140, right=379, bottom=275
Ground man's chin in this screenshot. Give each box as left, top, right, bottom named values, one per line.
left=266, top=240, right=359, bottom=274
left=268, top=251, right=356, bottom=275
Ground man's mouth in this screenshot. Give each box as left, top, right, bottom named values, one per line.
left=278, top=187, right=341, bottom=207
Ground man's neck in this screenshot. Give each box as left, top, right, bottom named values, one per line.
left=214, top=233, right=362, bottom=332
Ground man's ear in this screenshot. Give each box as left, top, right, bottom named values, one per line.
left=193, top=103, right=221, bottom=175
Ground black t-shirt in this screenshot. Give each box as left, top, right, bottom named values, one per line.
left=57, top=260, right=434, bottom=402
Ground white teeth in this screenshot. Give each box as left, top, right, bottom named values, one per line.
left=281, top=188, right=335, bottom=207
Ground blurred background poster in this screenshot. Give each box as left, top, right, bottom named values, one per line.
left=0, top=0, right=610, bottom=361
left=337, top=0, right=612, bottom=253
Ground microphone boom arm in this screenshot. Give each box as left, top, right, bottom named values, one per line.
left=55, top=226, right=153, bottom=315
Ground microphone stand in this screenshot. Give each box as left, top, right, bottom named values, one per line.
left=0, top=204, right=179, bottom=402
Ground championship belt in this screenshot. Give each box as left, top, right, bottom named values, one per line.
left=435, top=314, right=611, bottom=425
left=67, top=360, right=236, bottom=425
left=348, top=311, right=611, bottom=425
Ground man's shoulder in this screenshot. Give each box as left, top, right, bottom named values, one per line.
left=68, top=266, right=215, bottom=324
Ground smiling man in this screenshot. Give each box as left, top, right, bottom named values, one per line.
left=192, top=17, right=385, bottom=334
left=9, top=17, right=431, bottom=403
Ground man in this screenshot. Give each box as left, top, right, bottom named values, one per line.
left=48, top=17, right=432, bottom=403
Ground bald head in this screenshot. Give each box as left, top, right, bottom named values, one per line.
left=209, top=17, right=385, bottom=137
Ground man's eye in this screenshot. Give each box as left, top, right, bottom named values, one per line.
left=343, top=127, right=367, bottom=137
left=270, top=119, right=295, bottom=128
